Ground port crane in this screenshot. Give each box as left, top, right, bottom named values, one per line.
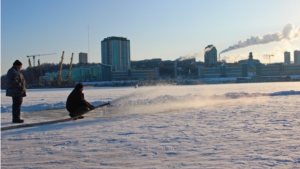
left=67, top=53, right=74, bottom=85
left=28, top=58, right=35, bottom=82
left=57, top=51, right=65, bottom=86
left=26, top=53, right=56, bottom=67
left=264, top=54, right=274, bottom=64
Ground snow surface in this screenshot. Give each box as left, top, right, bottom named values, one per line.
left=1, top=82, right=300, bottom=168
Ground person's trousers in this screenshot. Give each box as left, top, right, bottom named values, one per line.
left=12, top=97, right=23, bottom=121
left=69, top=106, right=89, bottom=118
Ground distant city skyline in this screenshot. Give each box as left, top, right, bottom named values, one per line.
left=1, top=0, right=300, bottom=75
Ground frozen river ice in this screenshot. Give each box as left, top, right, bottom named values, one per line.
left=1, top=82, right=300, bottom=168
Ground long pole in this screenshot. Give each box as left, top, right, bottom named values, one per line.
left=1, top=102, right=110, bottom=131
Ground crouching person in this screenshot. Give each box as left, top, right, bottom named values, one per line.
left=66, top=83, right=95, bottom=120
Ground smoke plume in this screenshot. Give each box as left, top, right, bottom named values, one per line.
left=176, top=52, right=203, bottom=61
left=176, top=56, right=195, bottom=61
left=220, top=23, right=300, bottom=54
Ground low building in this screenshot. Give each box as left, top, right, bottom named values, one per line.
left=40, top=72, right=57, bottom=83
left=111, top=68, right=159, bottom=80
left=198, top=66, right=242, bottom=78
left=40, top=64, right=112, bottom=83
left=71, top=67, right=91, bottom=81
left=261, top=64, right=283, bottom=76
left=284, top=64, right=300, bottom=75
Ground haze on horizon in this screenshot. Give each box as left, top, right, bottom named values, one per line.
left=1, top=0, right=300, bottom=75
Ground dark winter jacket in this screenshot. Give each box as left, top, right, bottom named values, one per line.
left=66, top=89, right=93, bottom=113
left=6, top=66, right=26, bottom=97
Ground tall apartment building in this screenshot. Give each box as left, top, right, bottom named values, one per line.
left=204, top=45, right=217, bottom=67
left=294, top=50, right=300, bottom=65
left=284, top=51, right=291, bottom=65
left=101, top=36, right=131, bottom=71
left=79, top=52, right=88, bottom=64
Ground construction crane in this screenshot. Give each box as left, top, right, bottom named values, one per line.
left=26, top=53, right=56, bottom=67
left=37, top=59, right=43, bottom=85
left=38, top=59, right=43, bottom=77
left=28, top=58, right=35, bottom=83
left=67, top=53, right=74, bottom=85
left=264, top=54, right=274, bottom=64
left=57, top=51, right=65, bottom=86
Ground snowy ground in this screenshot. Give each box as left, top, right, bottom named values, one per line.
left=1, top=82, right=300, bottom=168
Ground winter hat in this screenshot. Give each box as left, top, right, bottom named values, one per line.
left=13, top=60, right=22, bottom=66
left=75, top=83, right=84, bottom=90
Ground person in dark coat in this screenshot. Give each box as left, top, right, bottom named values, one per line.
left=6, top=60, right=26, bottom=123
left=66, top=83, right=95, bottom=119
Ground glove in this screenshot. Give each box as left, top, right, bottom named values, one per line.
left=90, top=105, right=95, bottom=110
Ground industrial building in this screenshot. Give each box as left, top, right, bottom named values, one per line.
left=79, top=52, right=88, bottom=64
left=101, top=36, right=131, bottom=71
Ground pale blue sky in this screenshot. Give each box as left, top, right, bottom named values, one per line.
left=1, top=0, right=300, bottom=75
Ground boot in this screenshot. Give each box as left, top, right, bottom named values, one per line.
left=73, top=116, right=84, bottom=120
left=13, top=119, right=24, bottom=123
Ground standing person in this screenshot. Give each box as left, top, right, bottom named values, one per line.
left=6, top=60, right=26, bottom=123
left=66, top=83, right=95, bottom=120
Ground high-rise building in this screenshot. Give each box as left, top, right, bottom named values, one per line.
left=101, top=36, right=131, bottom=71
left=204, top=45, right=217, bottom=66
left=284, top=51, right=291, bottom=65
left=79, top=52, right=88, bottom=64
left=294, top=50, right=300, bottom=65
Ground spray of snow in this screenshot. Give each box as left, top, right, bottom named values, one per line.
left=108, top=89, right=300, bottom=117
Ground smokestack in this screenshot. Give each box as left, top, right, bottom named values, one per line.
left=220, top=23, right=300, bottom=54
